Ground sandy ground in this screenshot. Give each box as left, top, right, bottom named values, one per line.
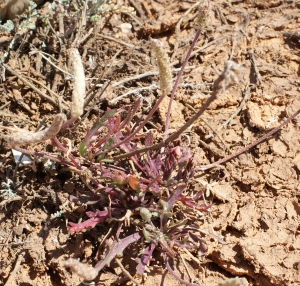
left=0, top=0, right=300, bottom=285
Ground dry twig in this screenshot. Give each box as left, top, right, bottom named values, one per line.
left=112, top=66, right=195, bottom=88
left=0, top=101, right=10, bottom=110
left=214, top=5, right=228, bottom=25
left=2, top=63, right=66, bottom=110
left=198, top=107, right=300, bottom=171
left=4, top=252, right=24, bottom=286
left=206, top=83, right=250, bottom=139
left=128, top=0, right=146, bottom=20
left=110, top=84, right=158, bottom=104
left=0, top=241, right=33, bottom=246
left=22, top=75, right=69, bottom=106
left=29, top=50, right=72, bottom=77
left=115, top=258, right=141, bottom=286
left=171, top=2, right=200, bottom=62
left=98, top=34, right=137, bottom=50
left=248, top=47, right=262, bottom=85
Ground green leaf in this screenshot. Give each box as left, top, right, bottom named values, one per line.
left=79, top=142, right=87, bottom=156
left=85, top=109, right=118, bottom=143
left=142, top=228, right=151, bottom=242
left=96, top=150, right=108, bottom=162
left=98, top=158, right=114, bottom=163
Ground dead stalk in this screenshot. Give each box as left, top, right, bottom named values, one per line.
left=164, top=0, right=211, bottom=137
left=2, top=63, right=65, bottom=110
left=7, top=114, right=66, bottom=147
left=112, top=66, right=195, bottom=88
left=115, top=258, right=141, bottom=286
left=197, top=107, right=300, bottom=171
left=164, top=29, right=201, bottom=136
left=4, top=252, right=24, bottom=286
left=63, top=258, right=98, bottom=281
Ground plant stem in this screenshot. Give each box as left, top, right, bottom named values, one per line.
left=61, top=117, right=77, bottom=129
left=109, top=94, right=166, bottom=151
left=52, top=137, right=82, bottom=169
left=197, top=107, right=300, bottom=171
left=12, top=146, right=75, bottom=167
left=164, top=29, right=201, bottom=138
left=114, top=64, right=228, bottom=160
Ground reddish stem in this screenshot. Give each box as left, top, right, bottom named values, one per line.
left=197, top=108, right=300, bottom=171
left=61, top=117, right=77, bottom=129
left=12, top=146, right=75, bottom=167
left=109, top=94, right=166, bottom=151
left=52, top=137, right=82, bottom=170
left=164, top=29, right=202, bottom=138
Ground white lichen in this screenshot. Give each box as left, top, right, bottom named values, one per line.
left=0, top=179, right=15, bottom=200
left=0, top=19, right=14, bottom=32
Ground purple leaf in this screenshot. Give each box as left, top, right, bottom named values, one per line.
left=68, top=195, right=79, bottom=203
left=136, top=243, right=156, bottom=275
left=188, top=232, right=207, bottom=253
left=119, top=99, right=141, bottom=130
left=94, top=232, right=142, bottom=272
left=93, top=132, right=113, bottom=149
left=86, top=209, right=108, bottom=218
left=69, top=216, right=105, bottom=233
left=107, top=114, right=118, bottom=132
left=68, top=210, right=109, bottom=233
left=145, top=131, right=153, bottom=147
left=179, top=195, right=212, bottom=212
left=84, top=109, right=117, bottom=142
left=167, top=185, right=186, bottom=210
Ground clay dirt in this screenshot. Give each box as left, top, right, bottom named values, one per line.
left=0, top=0, right=300, bottom=286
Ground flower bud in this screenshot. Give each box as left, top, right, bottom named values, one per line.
left=150, top=38, right=172, bottom=95
left=197, top=0, right=211, bottom=30
left=140, top=208, right=152, bottom=221
left=69, top=48, right=85, bottom=118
